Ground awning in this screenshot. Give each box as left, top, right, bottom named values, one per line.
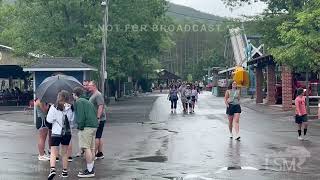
left=218, top=67, right=236, bottom=74
left=0, top=65, right=30, bottom=78
left=247, top=55, right=275, bottom=66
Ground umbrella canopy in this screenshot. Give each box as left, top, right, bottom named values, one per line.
left=36, top=75, right=82, bottom=103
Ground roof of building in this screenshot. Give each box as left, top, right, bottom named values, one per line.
left=247, top=55, right=275, bottom=66
left=23, top=57, right=97, bottom=72
left=158, top=69, right=181, bottom=80
left=0, top=44, right=14, bottom=51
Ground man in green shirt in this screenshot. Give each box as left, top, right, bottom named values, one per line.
left=73, top=87, right=98, bottom=178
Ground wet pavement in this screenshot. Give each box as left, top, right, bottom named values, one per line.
left=0, top=92, right=320, bottom=179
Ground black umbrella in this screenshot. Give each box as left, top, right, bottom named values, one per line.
left=36, top=75, right=82, bottom=103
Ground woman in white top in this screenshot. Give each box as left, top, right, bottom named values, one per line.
left=47, top=90, right=74, bottom=179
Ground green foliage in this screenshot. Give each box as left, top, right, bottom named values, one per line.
left=222, top=0, right=309, bottom=13
left=271, top=0, right=320, bottom=72
left=0, top=0, right=169, bottom=82
left=187, top=49, right=227, bottom=81
left=225, top=0, right=320, bottom=72
left=167, top=2, right=226, bottom=24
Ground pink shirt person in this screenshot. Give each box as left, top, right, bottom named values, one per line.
left=295, top=96, right=307, bottom=116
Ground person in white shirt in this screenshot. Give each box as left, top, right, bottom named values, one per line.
left=179, top=83, right=187, bottom=112
left=46, top=90, right=74, bottom=180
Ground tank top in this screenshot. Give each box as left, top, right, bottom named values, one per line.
left=228, top=89, right=240, bottom=105
left=36, top=105, right=46, bottom=120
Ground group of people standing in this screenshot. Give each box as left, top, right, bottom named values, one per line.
left=35, top=80, right=106, bottom=179
left=168, top=82, right=200, bottom=114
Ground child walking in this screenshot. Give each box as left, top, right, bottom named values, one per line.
left=295, top=88, right=309, bottom=140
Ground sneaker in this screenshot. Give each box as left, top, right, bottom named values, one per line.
left=68, top=157, right=73, bottom=162
left=96, top=152, right=104, bottom=160
left=298, top=136, right=303, bottom=140
left=78, top=169, right=95, bottom=178
left=235, top=136, right=241, bottom=141
left=56, top=157, right=59, bottom=162
left=60, top=170, right=68, bottom=178
left=303, top=135, right=309, bottom=141
left=38, top=155, right=50, bottom=161
left=48, top=168, right=56, bottom=180
left=229, top=133, right=233, bottom=139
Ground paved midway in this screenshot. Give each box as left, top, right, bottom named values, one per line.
left=0, top=92, right=319, bottom=179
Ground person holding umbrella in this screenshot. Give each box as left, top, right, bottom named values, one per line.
left=73, top=87, right=98, bottom=178
left=35, top=75, right=82, bottom=179
left=34, top=98, right=51, bottom=161
left=47, top=90, right=74, bottom=179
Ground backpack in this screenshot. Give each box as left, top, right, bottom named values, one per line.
left=61, top=114, right=71, bottom=136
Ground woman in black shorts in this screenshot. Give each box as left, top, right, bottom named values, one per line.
left=35, top=98, right=51, bottom=161
left=46, top=91, right=74, bottom=179
left=224, top=81, right=241, bottom=140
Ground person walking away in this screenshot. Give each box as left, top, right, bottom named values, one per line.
left=199, top=81, right=204, bottom=93
left=179, top=83, right=187, bottom=113
left=88, top=81, right=106, bottom=159
left=224, top=81, right=241, bottom=140
left=159, top=83, right=163, bottom=93
left=168, top=85, right=179, bottom=113
left=35, top=98, right=51, bottom=161
left=191, top=85, right=198, bottom=113
left=185, top=85, right=192, bottom=114
left=295, top=88, right=309, bottom=140
left=47, top=91, right=74, bottom=179
left=73, top=87, right=98, bottom=177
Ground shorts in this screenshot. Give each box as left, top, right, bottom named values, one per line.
left=79, top=128, right=97, bottom=149
left=51, top=135, right=71, bottom=146
left=295, top=114, right=308, bottom=124
left=96, top=121, right=105, bottom=139
left=226, top=104, right=241, bottom=116
left=36, top=117, right=52, bottom=130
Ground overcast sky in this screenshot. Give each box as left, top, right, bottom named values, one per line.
left=168, top=0, right=267, bottom=18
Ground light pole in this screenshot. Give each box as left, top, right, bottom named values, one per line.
left=101, top=0, right=109, bottom=96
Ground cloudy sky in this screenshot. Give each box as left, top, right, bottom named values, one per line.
left=168, top=0, right=267, bottom=18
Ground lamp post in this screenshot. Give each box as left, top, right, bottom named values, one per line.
left=101, top=0, right=109, bottom=96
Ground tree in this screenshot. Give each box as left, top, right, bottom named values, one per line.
left=0, top=0, right=170, bottom=85
left=271, top=0, right=320, bottom=72
left=222, top=0, right=310, bottom=13
left=224, top=0, right=320, bottom=72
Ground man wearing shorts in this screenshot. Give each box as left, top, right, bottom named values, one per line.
left=73, top=87, right=98, bottom=178
left=88, top=81, right=107, bottom=159
left=295, top=88, right=309, bottom=140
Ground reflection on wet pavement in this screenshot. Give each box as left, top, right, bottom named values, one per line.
left=0, top=92, right=320, bottom=179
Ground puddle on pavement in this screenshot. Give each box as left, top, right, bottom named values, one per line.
left=152, top=127, right=178, bottom=134
left=227, top=166, right=242, bottom=170
left=163, top=175, right=214, bottom=180
left=136, top=168, right=148, bottom=171
left=129, top=155, right=168, bottom=162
